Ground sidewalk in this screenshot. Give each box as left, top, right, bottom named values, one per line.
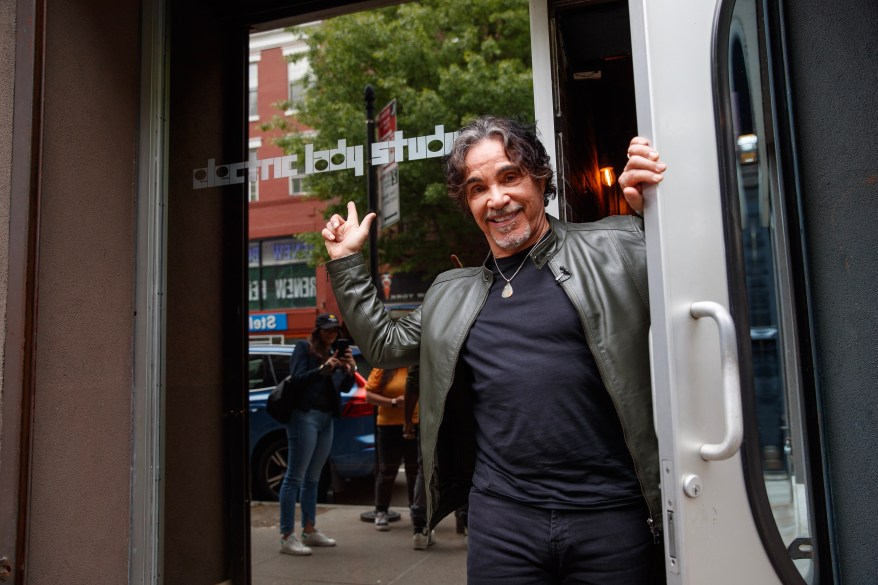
left=251, top=502, right=468, bottom=585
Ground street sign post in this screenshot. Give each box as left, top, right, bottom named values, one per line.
left=380, top=162, right=399, bottom=227
left=375, top=100, right=400, bottom=229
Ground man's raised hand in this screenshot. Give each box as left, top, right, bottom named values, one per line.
left=322, top=201, right=377, bottom=260
left=618, top=137, right=667, bottom=214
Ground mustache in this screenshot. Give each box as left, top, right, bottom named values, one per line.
left=485, top=205, right=523, bottom=221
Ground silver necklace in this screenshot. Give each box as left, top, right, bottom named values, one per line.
left=490, top=230, right=551, bottom=299
left=494, top=253, right=530, bottom=298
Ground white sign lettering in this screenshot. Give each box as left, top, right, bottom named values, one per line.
left=274, top=277, right=317, bottom=300
left=193, top=125, right=459, bottom=189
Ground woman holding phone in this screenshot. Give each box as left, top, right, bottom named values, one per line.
left=278, top=313, right=357, bottom=556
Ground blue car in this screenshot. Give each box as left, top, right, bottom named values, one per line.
left=248, top=344, right=376, bottom=501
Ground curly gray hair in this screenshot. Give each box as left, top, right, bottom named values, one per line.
left=444, top=116, right=557, bottom=211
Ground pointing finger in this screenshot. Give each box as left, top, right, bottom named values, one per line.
left=359, top=211, right=377, bottom=233
left=346, top=201, right=360, bottom=226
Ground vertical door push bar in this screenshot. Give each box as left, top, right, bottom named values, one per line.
left=690, top=301, right=743, bottom=461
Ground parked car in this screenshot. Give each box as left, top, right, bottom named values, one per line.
left=248, top=344, right=375, bottom=501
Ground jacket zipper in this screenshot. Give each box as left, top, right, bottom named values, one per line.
left=548, top=257, right=660, bottom=536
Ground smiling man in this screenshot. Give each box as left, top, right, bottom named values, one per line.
left=459, top=136, right=551, bottom=256
left=321, top=116, right=667, bottom=584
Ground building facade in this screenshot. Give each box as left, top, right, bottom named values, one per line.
left=247, top=26, right=345, bottom=341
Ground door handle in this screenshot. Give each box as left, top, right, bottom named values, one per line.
left=690, top=301, right=743, bottom=461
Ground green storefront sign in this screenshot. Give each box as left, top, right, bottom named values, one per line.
left=249, top=238, right=316, bottom=310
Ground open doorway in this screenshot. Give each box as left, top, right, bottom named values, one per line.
left=548, top=0, right=639, bottom=223
left=159, top=0, right=645, bottom=582
left=238, top=1, right=649, bottom=583
left=242, top=1, right=536, bottom=582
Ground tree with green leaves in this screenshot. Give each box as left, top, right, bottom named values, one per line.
left=266, top=0, right=534, bottom=276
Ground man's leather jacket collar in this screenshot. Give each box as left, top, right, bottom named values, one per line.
left=482, top=214, right=567, bottom=270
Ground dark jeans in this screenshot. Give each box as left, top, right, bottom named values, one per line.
left=375, top=424, right=427, bottom=529
left=467, top=487, right=665, bottom=585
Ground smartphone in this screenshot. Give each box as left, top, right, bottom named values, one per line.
left=332, top=338, right=350, bottom=355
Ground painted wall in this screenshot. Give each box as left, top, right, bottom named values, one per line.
left=10, top=0, right=248, bottom=581
left=786, top=1, right=878, bottom=582
left=24, top=0, right=139, bottom=582
left=0, top=0, right=14, bottom=401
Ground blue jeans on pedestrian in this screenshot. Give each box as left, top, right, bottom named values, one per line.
left=467, top=487, right=664, bottom=585
left=279, top=408, right=334, bottom=535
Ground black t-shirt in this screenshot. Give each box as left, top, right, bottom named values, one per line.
left=460, top=244, right=642, bottom=509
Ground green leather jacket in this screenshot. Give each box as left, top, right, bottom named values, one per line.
left=327, top=214, right=660, bottom=534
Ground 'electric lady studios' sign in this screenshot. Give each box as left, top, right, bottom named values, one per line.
left=193, top=125, right=459, bottom=189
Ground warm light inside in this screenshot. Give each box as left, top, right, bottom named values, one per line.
left=599, top=166, right=616, bottom=187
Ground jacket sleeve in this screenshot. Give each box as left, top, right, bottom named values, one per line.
left=289, top=340, right=321, bottom=385
left=332, top=368, right=355, bottom=394
left=614, top=215, right=649, bottom=307
left=326, top=253, right=423, bottom=369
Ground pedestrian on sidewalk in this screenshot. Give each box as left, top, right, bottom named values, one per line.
left=403, top=364, right=438, bottom=550
left=278, top=313, right=356, bottom=556
left=366, top=366, right=430, bottom=549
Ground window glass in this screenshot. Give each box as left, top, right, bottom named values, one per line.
left=248, top=243, right=262, bottom=311
left=248, top=355, right=270, bottom=390
left=287, top=57, right=308, bottom=109
left=248, top=148, right=259, bottom=201
left=269, top=354, right=291, bottom=382
left=246, top=1, right=536, bottom=308
left=725, top=0, right=814, bottom=580
left=248, top=62, right=259, bottom=118
left=288, top=174, right=307, bottom=196
left=289, top=78, right=305, bottom=105
left=244, top=3, right=534, bottom=582
left=248, top=238, right=316, bottom=310
left=259, top=263, right=316, bottom=308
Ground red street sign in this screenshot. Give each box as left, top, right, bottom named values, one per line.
left=376, top=99, right=397, bottom=143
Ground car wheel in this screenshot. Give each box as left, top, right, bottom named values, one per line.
left=253, top=436, right=334, bottom=503
left=254, top=436, right=287, bottom=501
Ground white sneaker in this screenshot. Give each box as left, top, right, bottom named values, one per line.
left=302, top=529, right=336, bottom=547
left=375, top=511, right=390, bottom=531
left=279, top=534, right=312, bottom=556
left=413, top=528, right=435, bottom=550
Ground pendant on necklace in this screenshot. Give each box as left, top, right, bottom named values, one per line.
left=502, top=282, right=514, bottom=298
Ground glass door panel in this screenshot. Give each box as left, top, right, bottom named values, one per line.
left=244, top=2, right=534, bottom=582
left=724, top=0, right=814, bottom=580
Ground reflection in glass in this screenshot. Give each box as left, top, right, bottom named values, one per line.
left=728, top=0, right=813, bottom=581
left=249, top=62, right=259, bottom=118
left=245, top=2, right=533, bottom=582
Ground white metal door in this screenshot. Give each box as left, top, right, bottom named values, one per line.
left=628, top=0, right=781, bottom=582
